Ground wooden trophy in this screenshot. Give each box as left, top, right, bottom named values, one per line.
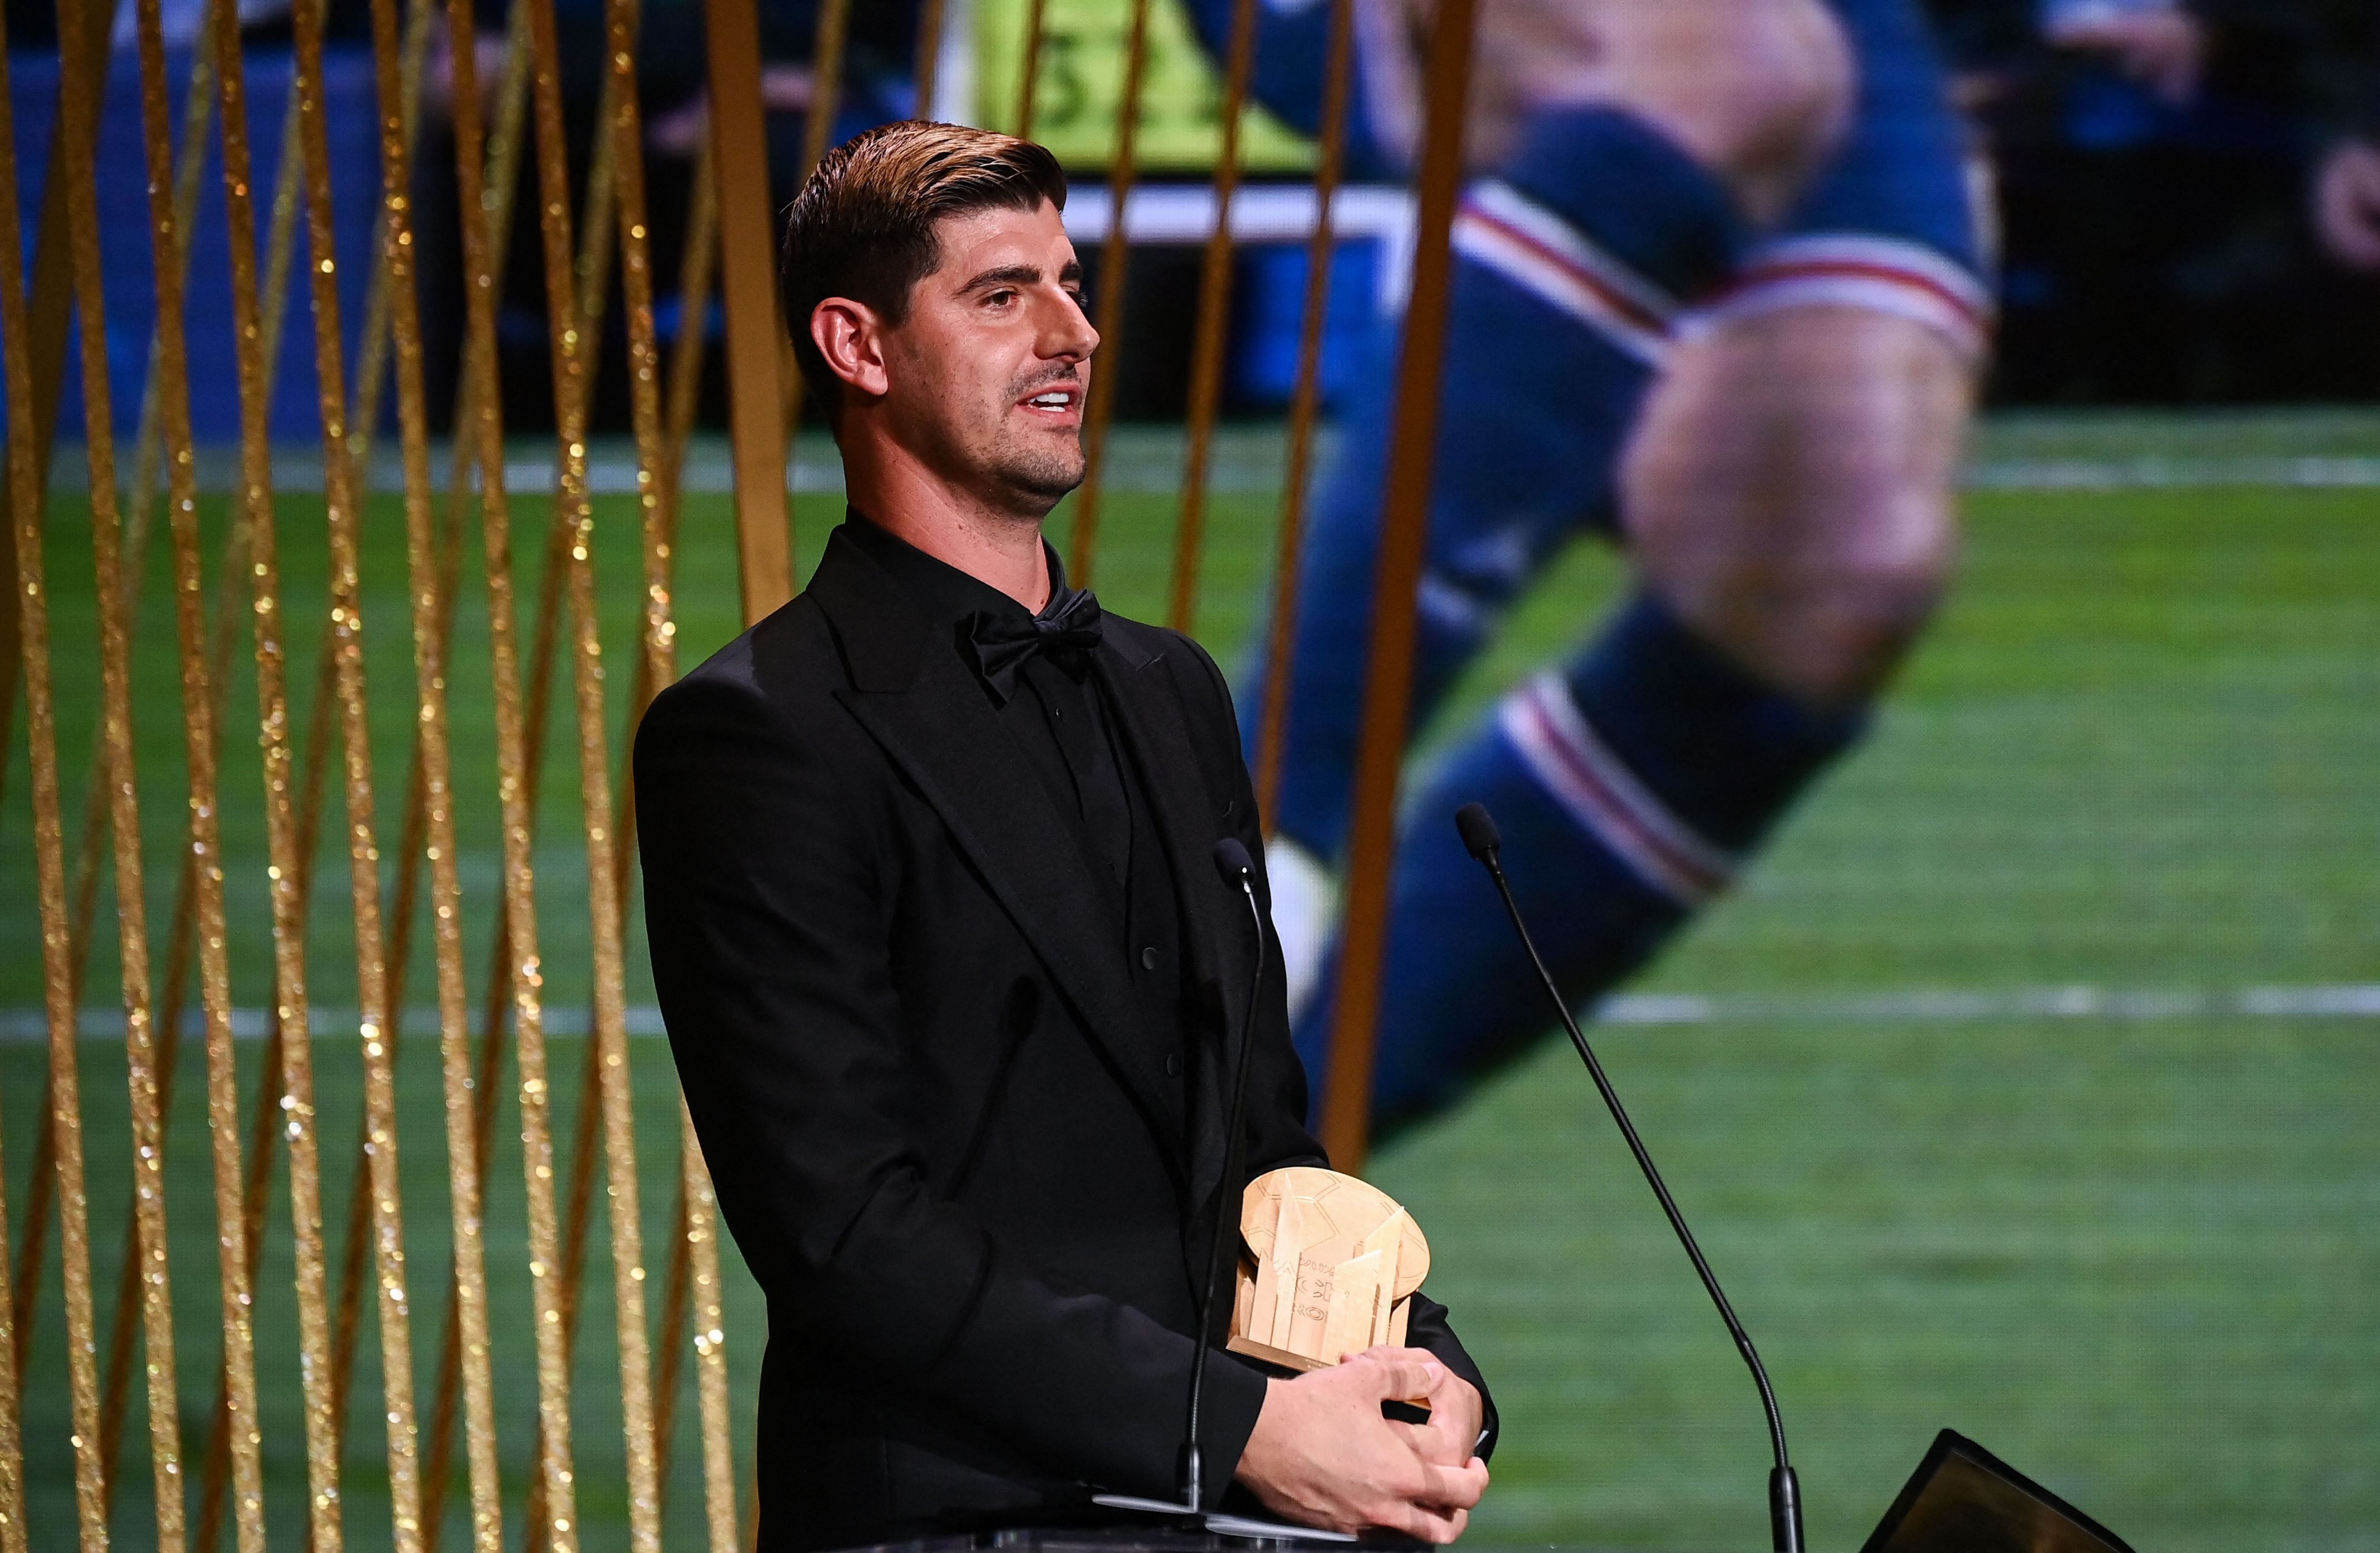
left=1226, top=1167, right=1431, bottom=1373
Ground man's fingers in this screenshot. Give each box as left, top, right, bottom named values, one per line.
left=1380, top=1420, right=1447, bottom=1467
left=1349, top=1346, right=1446, bottom=1401
left=1391, top=1501, right=1469, bottom=1545
left=1412, top=1454, right=1490, bottom=1513
left=1389, top=1420, right=1463, bottom=1467
left=1245, top=1354, right=1485, bottom=1541
left=1392, top=1411, right=1475, bottom=1467
left=1367, top=1451, right=1485, bottom=1542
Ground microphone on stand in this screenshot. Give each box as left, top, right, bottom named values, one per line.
left=1454, top=802, right=1807, bottom=1553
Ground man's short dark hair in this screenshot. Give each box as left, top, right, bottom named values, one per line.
left=779, top=120, right=1069, bottom=416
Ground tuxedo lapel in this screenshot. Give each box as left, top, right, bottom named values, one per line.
left=1095, top=642, right=1258, bottom=1216
left=810, top=532, right=1184, bottom=1169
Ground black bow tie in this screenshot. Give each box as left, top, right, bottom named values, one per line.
left=965, top=587, right=1104, bottom=705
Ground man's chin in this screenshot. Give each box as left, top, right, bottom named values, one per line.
left=995, top=449, right=1088, bottom=511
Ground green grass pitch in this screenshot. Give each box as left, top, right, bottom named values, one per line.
left=1, top=412, right=2376, bottom=1549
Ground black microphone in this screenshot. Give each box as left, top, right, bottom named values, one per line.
left=1455, top=802, right=1807, bottom=1553
left=1176, top=837, right=1269, bottom=1513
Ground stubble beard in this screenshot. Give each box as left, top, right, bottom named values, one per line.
left=987, top=426, right=1085, bottom=513
left=895, top=347, right=1090, bottom=525
left=980, top=372, right=1087, bottom=517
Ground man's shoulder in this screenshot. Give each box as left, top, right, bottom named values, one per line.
left=641, top=592, right=851, bottom=748
left=1095, top=611, right=1249, bottom=811
left=1098, top=609, right=1233, bottom=715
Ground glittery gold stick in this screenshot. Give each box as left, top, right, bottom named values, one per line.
left=207, top=0, right=351, bottom=1539
left=285, top=0, right=432, bottom=1538
left=126, top=1, right=270, bottom=1544
left=440, top=0, right=581, bottom=1542
left=4, top=0, right=131, bottom=1378
left=632, top=126, right=717, bottom=1541
left=517, top=0, right=662, bottom=1538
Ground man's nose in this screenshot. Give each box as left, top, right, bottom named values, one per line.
left=1039, top=287, right=1099, bottom=360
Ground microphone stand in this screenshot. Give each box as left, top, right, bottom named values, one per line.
left=1456, top=803, right=1806, bottom=1553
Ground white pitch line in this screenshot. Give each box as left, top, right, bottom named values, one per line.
left=4, top=985, right=2373, bottom=1043
left=1962, top=455, right=2380, bottom=490
left=1592, top=984, right=2380, bottom=1025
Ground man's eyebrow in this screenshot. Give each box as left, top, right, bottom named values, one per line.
left=959, top=264, right=1044, bottom=293
left=957, top=259, right=1085, bottom=293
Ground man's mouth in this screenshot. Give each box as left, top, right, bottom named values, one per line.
left=1019, top=385, right=1081, bottom=419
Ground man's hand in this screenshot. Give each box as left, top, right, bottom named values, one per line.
left=1371, top=1345, right=1486, bottom=1469
left=1234, top=1348, right=1490, bottom=1542
left=2316, top=140, right=2380, bottom=271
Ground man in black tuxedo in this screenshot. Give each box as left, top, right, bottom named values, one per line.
left=636, top=121, right=1494, bottom=1550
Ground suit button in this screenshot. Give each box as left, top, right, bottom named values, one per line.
left=1140, top=946, right=1158, bottom=970
left=1165, top=1052, right=1182, bottom=1077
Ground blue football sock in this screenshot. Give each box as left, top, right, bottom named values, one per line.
left=1297, top=596, right=1866, bottom=1130
left=1702, top=0, right=1993, bottom=357
left=1783, top=0, right=1982, bottom=275
left=1244, top=106, right=1748, bottom=860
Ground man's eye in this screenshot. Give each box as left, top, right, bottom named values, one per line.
left=986, top=289, right=1017, bottom=306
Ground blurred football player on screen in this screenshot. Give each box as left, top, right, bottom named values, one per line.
left=1182, top=0, right=1992, bottom=1129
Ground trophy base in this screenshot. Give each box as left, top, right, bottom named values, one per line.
left=1223, top=1336, right=1328, bottom=1374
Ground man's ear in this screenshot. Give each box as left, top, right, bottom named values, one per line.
left=812, top=297, right=891, bottom=402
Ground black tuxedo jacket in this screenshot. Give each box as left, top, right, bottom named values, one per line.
left=636, top=525, right=1494, bottom=1550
